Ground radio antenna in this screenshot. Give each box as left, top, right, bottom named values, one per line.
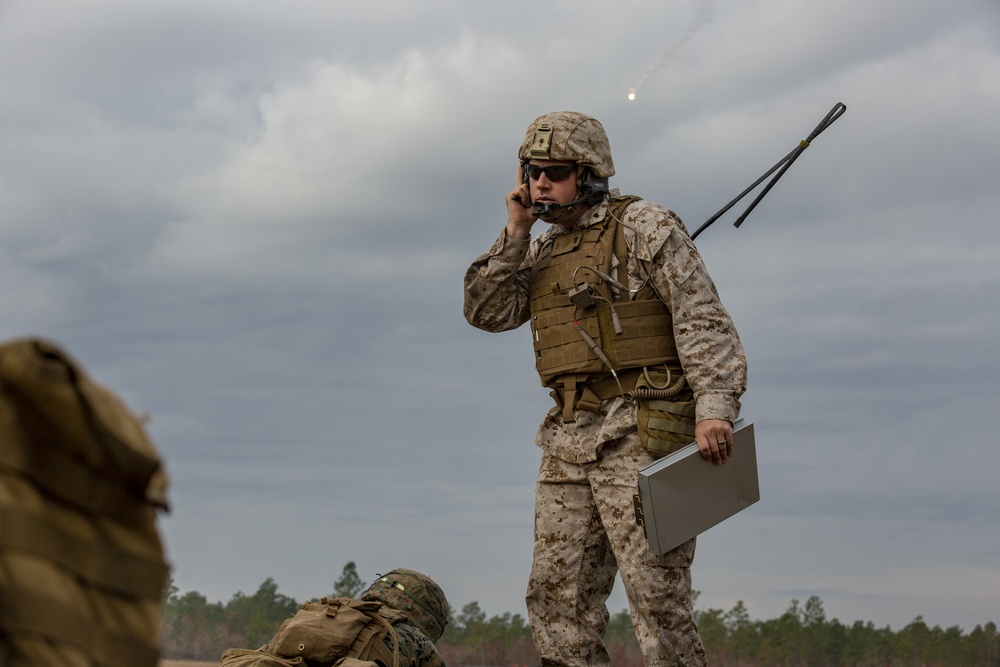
left=690, top=102, right=847, bottom=241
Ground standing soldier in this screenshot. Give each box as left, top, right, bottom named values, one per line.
left=463, top=112, right=747, bottom=666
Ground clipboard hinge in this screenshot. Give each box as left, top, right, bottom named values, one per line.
left=632, top=493, right=645, bottom=527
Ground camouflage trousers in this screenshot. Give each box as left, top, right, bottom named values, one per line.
left=526, top=432, right=707, bottom=667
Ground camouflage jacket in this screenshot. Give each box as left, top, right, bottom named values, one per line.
left=464, top=193, right=747, bottom=463
left=379, top=621, right=446, bottom=667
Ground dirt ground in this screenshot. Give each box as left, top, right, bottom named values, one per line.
left=161, top=661, right=217, bottom=667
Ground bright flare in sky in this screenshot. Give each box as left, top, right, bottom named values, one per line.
left=628, top=88, right=636, bottom=101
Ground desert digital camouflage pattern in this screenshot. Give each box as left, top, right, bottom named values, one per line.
left=464, top=180, right=746, bottom=665
left=529, top=431, right=704, bottom=666
left=518, top=111, right=616, bottom=178
left=465, top=195, right=746, bottom=437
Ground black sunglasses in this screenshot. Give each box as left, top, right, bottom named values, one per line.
left=524, top=164, right=577, bottom=182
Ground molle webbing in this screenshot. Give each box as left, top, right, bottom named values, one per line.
left=530, top=300, right=678, bottom=385
left=0, top=422, right=157, bottom=526
left=0, top=586, right=162, bottom=667
left=0, top=338, right=168, bottom=667
left=529, top=221, right=612, bottom=313
left=0, top=506, right=167, bottom=600
left=528, top=196, right=679, bottom=389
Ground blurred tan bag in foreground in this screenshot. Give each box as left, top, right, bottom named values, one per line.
left=0, top=337, right=170, bottom=666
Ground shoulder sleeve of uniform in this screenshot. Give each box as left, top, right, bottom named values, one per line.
left=621, top=199, right=700, bottom=286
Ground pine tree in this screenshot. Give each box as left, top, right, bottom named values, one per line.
left=333, top=560, right=365, bottom=599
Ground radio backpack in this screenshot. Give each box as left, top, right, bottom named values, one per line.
left=0, top=337, right=170, bottom=666
left=220, top=597, right=406, bottom=667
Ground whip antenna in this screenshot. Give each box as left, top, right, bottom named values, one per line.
left=690, top=102, right=847, bottom=241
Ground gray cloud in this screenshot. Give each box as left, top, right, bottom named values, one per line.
left=1, top=0, right=998, bottom=632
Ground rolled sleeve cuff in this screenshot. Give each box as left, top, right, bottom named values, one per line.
left=695, top=392, right=742, bottom=424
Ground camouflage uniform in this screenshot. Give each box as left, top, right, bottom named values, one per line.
left=373, top=621, right=446, bottom=667
left=464, top=193, right=747, bottom=666
left=361, top=568, right=450, bottom=667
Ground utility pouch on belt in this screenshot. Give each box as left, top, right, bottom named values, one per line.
left=634, top=367, right=696, bottom=458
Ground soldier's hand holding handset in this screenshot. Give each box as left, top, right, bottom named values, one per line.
left=505, top=164, right=537, bottom=240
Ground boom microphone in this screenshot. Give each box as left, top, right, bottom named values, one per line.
left=531, top=168, right=611, bottom=219
left=533, top=198, right=590, bottom=216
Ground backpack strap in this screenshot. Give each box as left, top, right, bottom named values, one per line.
left=350, top=610, right=400, bottom=667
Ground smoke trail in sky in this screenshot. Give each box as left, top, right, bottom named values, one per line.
left=628, top=0, right=715, bottom=101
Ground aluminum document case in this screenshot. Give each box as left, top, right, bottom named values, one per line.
left=635, top=420, right=759, bottom=555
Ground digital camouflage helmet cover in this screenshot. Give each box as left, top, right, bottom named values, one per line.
left=360, top=568, right=450, bottom=642
left=518, top=111, right=615, bottom=178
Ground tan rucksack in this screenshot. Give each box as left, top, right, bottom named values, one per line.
left=0, top=337, right=170, bottom=666
left=220, top=597, right=406, bottom=667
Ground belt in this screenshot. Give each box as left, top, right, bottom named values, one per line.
left=587, top=370, right=642, bottom=401
left=549, top=370, right=644, bottom=422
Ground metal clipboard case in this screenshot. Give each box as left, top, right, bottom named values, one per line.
left=634, top=420, right=759, bottom=555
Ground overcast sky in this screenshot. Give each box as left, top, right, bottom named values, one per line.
left=2, top=0, right=998, bottom=634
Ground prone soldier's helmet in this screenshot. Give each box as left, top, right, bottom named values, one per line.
left=518, top=111, right=615, bottom=178
left=360, top=568, right=450, bottom=642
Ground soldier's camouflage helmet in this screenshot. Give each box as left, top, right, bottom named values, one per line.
left=518, top=111, right=615, bottom=178
left=361, top=568, right=450, bottom=642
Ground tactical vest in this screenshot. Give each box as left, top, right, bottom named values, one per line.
left=528, top=196, right=680, bottom=419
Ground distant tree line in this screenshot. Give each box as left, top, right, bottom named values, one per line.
left=161, top=563, right=998, bottom=666
left=160, top=562, right=367, bottom=660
